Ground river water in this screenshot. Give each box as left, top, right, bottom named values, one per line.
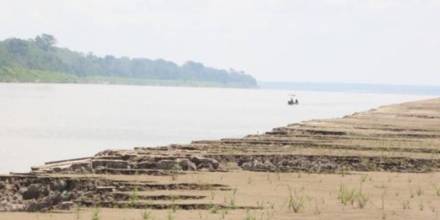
left=0, top=83, right=431, bottom=173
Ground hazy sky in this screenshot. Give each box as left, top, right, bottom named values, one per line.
left=1, top=0, right=439, bottom=85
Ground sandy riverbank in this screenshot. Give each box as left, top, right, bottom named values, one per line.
left=1, top=98, right=440, bottom=219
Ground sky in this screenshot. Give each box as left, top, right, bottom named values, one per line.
left=0, top=0, right=439, bottom=85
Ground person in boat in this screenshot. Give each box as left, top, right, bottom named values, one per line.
left=288, top=98, right=299, bottom=105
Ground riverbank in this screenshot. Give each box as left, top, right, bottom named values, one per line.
left=0, top=67, right=258, bottom=88
left=1, top=98, right=440, bottom=219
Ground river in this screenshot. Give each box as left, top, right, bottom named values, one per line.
left=0, top=83, right=431, bottom=173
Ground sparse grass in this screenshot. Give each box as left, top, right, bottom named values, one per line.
left=402, top=200, right=411, bottom=210
left=360, top=174, right=368, bottom=184
left=337, top=184, right=355, bottom=206
left=142, top=210, right=153, bottom=220
left=167, top=210, right=175, bottom=220
left=229, top=188, right=238, bottom=207
left=287, top=187, right=306, bottom=213
left=410, top=188, right=415, bottom=199
left=129, top=187, right=139, bottom=207
left=220, top=209, right=228, bottom=219
left=434, top=184, right=440, bottom=196
left=91, top=208, right=100, bottom=220
left=244, top=210, right=256, bottom=220
left=210, top=190, right=216, bottom=200
left=171, top=172, right=178, bottom=181
left=247, top=176, right=253, bottom=184
left=381, top=190, right=386, bottom=210
left=339, top=166, right=348, bottom=177
left=266, top=172, right=272, bottom=184
left=416, top=186, right=423, bottom=196
left=356, top=191, right=369, bottom=209
left=2, top=171, right=440, bottom=220
left=209, top=204, right=219, bottom=214
left=337, top=184, right=369, bottom=208
left=313, top=198, right=321, bottom=215
left=75, top=205, right=81, bottom=220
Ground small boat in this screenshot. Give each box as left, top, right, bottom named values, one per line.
left=288, top=94, right=299, bottom=105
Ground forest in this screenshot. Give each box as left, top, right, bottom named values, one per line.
left=0, top=34, right=257, bottom=87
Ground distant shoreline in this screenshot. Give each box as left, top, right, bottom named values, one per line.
left=0, top=77, right=259, bottom=89
left=260, top=81, right=440, bottom=96
left=2, top=80, right=440, bottom=95
left=0, top=35, right=258, bottom=89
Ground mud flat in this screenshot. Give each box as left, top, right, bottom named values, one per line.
left=1, top=98, right=440, bottom=220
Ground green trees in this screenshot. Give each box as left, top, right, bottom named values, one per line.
left=5, top=38, right=29, bottom=56
left=0, top=34, right=257, bottom=87
left=35, top=34, right=56, bottom=51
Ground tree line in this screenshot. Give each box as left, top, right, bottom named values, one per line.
left=0, top=34, right=257, bottom=87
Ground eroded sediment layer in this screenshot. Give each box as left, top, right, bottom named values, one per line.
left=1, top=98, right=440, bottom=212
left=30, top=98, right=440, bottom=175
left=0, top=175, right=235, bottom=212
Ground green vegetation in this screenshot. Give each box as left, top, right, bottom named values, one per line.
left=129, top=187, right=139, bottom=207
left=142, top=210, right=153, bottom=220
left=92, top=208, right=100, bottom=220
left=337, top=184, right=369, bottom=209
left=287, top=187, right=306, bottom=213
left=0, top=34, right=257, bottom=88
